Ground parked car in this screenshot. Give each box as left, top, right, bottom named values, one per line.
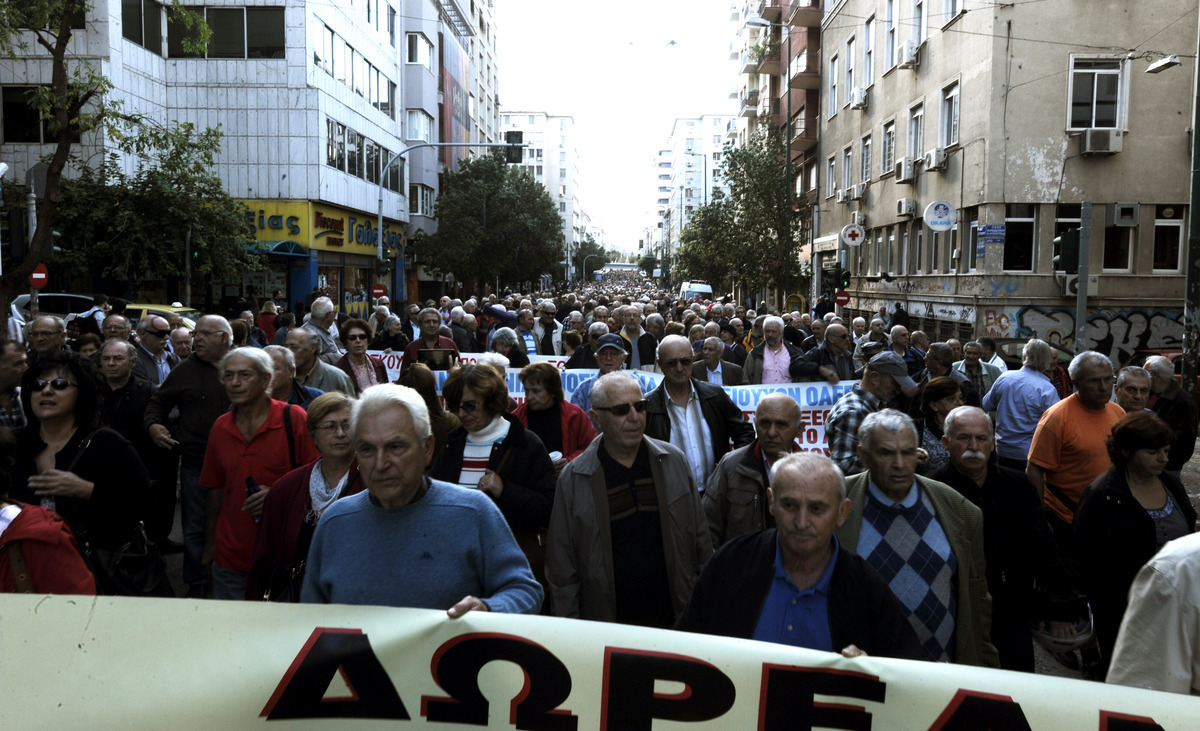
left=9, top=293, right=96, bottom=343
left=119, top=303, right=203, bottom=331
left=991, top=337, right=1074, bottom=371
left=1121, top=350, right=1200, bottom=393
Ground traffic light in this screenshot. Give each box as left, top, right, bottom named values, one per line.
left=504, top=130, right=524, bottom=163
left=839, top=268, right=851, bottom=289
left=1053, top=228, right=1080, bottom=274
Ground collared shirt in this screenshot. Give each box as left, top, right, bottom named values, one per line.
left=826, top=386, right=883, bottom=475
left=867, top=478, right=920, bottom=509
left=706, top=362, right=724, bottom=386
left=140, top=344, right=171, bottom=385
left=0, top=388, right=26, bottom=430
left=761, top=344, right=791, bottom=384
left=666, top=383, right=714, bottom=490
left=622, top=327, right=645, bottom=369
left=980, top=366, right=1060, bottom=461
left=963, top=363, right=987, bottom=397
left=752, top=535, right=839, bottom=650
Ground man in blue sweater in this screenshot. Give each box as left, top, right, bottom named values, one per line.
left=301, top=384, right=542, bottom=616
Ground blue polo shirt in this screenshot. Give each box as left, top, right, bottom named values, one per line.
left=751, top=535, right=839, bottom=651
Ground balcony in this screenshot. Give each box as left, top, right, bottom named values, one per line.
left=758, top=0, right=782, bottom=22
left=787, top=0, right=822, bottom=27
left=756, top=47, right=782, bottom=76
left=726, top=118, right=740, bottom=139
left=739, top=89, right=760, bottom=118
left=759, top=94, right=781, bottom=120
left=739, top=51, right=758, bottom=75
left=789, top=50, right=821, bottom=89
left=789, top=114, right=818, bottom=152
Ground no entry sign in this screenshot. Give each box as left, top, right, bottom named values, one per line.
left=30, top=263, right=48, bottom=290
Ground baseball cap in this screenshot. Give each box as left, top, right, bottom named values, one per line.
left=595, top=333, right=627, bottom=355
left=867, top=351, right=917, bottom=389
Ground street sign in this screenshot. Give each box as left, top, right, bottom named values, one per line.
left=840, top=223, right=866, bottom=247
left=924, top=201, right=957, bottom=232
left=30, top=263, right=48, bottom=290
left=371, top=283, right=387, bottom=300
left=834, top=290, right=851, bottom=306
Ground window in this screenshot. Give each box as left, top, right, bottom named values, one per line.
left=885, top=0, right=896, bottom=68
left=206, top=8, right=245, bottom=58
left=944, top=0, right=960, bottom=22
left=882, top=121, right=896, bottom=172
left=350, top=130, right=366, bottom=179
left=940, top=82, right=960, bottom=146
left=388, top=5, right=396, bottom=47
left=406, top=110, right=433, bottom=142
left=1053, top=204, right=1081, bottom=272
left=828, top=56, right=838, bottom=117
left=841, top=148, right=853, bottom=191
left=381, top=147, right=401, bottom=193
left=409, top=184, right=435, bottom=217
left=860, top=135, right=872, bottom=181
left=366, top=142, right=379, bottom=184
left=1153, top=205, right=1185, bottom=272
left=246, top=9, right=285, bottom=58
left=826, top=156, right=836, bottom=197
left=406, top=33, right=433, bottom=70
left=1004, top=204, right=1035, bottom=271
left=123, top=0, right=162, bottom=55
left=844, top=38, right=855, bottom=106
left=912, top=0, right=925, bottom=45
left=171, top=7, right=284, bottom=59
left=863, top=17, right=875, bottom=85
left=907, top=104, right=924, bottom=156
left=326, top=119, right=346, bottom=171
left=333, top=35, right=346, bottom=82
left=965, top=208, right=979, bottom=271
left=2, top=87, right=44, bottom=143
left=898, top=225, right=910, bottom=274
left=1103, top=227, right=1134, bottom=271
left=1069, top=57, right=1125, bottom=129
left=559, top=202, right=566, bottom=212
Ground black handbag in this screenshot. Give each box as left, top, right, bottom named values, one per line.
left=261, top=515, right=316, bottom=603
left=81, top=521, right=174, bottom=597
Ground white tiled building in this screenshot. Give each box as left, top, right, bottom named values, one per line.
left=656, top=115, right=735, bottom=280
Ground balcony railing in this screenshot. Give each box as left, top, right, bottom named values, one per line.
left=787, top=0, right=822, bottom=27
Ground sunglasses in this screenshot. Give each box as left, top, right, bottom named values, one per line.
left=345, top=334, right=369, bottom=342
left=593, top=399, right=649, bottom=416
left=457, top=400, right=480, bottom=413
left=35, top=378, right=77, bottom=392
left=144, top=329, right=169, bottom=337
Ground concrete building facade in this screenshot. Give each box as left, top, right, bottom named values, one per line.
left=818, top=0, right=1195, bottom=363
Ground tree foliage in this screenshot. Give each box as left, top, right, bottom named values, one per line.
left=675, top=190, right=736, bottom=288
left=53, top=121, right=261, bottom=282
left=413, top=151, right=564, bottom=290
left=572, top=233, right=608, bottom=281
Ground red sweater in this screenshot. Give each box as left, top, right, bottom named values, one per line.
left=0, top=503, right=97, bottom=595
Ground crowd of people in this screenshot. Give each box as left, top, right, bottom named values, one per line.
left=1, top=274, right=1198, bottom=696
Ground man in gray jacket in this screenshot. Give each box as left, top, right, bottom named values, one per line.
left=546, top=371, right=713, bottom=627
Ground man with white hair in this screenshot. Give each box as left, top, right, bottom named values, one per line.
left=1114, top=366, right=1152, bottom=414
left=980, top=339, right=1060, bottom=472
left=302, top=384, right=543, bottom=614
left=286, top=327, right=355, bottom=396
left=1145, top=354, right=1198, bottom=475
left=744, top=315, right=803, bottom=384
left=303, top=296, right=341, bottom=364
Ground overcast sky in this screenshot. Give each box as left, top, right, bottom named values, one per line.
left=494, top=0, right=739, bottom=254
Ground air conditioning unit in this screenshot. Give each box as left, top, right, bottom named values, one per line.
left=1081, top=128, right=1123, bottom=155
left=850, top=86, right=868, bottom=110
left=894, top=157, right=916, bottom=183
left=848, top=183, right=865, bottom=201
left=852, top=211, right=866, bottom=226
left=1063, top=275, right=1100, bottom=297
left=898, top=40, right=920, bottom=69
left=1106, top=202, right=1140, bottom=227
left=836, top=188, right=848, bottom=203
left=924, top=147, right=947, bottom=171
left=897, top=198, right=917, bottom=217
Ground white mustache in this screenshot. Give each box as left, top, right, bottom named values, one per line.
left=961, top=450, right=988, bottom=461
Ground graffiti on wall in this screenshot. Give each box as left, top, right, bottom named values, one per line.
left=1011, top=306, right=1184, bottom=363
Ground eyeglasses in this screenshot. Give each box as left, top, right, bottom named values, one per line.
left=345, top=334, right=369, bottom=342
left=314, top=420, right=351, bottom=434
left=143, top=329, right=169, bottom=338
left=31, top=330, right=64, bottom=338
left=35, top=378, right=77, bottom=392
left=457, top=400, right=480, bottom=413
left=593, top=399, right=649, bottom=416
left=660, top=357, right=692, bottom=370
left=194, top=329, right=221, bottom=338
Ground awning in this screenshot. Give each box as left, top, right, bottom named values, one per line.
left=250, top=240, right=309, bottom=257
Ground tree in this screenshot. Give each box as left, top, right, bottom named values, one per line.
left=572, top=233, right=607, bottom=281
left=53, top=121, right=262, bottom=288
left=636, top=255, right=658, bottom=277
left=413, top=151, right=564, bottom=292
left=675, top=190, right=736, bottom=289
left=0, top=0, right=207, bottom=316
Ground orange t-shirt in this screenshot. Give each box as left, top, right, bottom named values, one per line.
left=1028, top=394, right=1125, bottom=523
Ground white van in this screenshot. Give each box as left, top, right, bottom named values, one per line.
left=678, top=280, right=714, bottom=302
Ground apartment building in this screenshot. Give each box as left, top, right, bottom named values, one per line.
left=819, top=0, right=1195, bottom=363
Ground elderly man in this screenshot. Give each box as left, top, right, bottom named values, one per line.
left=911, top=330, right=931, bottom=353
left=1145, top=355, right=1198, bottom=474
left=850, top=316, right=867, bottom=343
left=302, top=383, right=542, bottom=614
left=908, top=343, right=979, bottom=416
left=980, top=338, right=1060, bottom=472
left=620, top=304, right=657, bottom=370
left=101, top=313, right=133, bottom=343
left=26, top=315, right=69, bottom=368
left=132, top=315, right=179, bottom=386
left=826, top=352, right=917, bottom=476
left=201, top=347, right=318, bottom=599
left=977, top=336, right=1006, bottom=369
left=405, top=303, right=423, bottom=341
left=889, top=325, right=924, bottom=377
left=703, top=393, right=804, bottom=547
left=533, top=301, right=562, bottom=356
left=694, top=336, right=744, bottom=386
left=952, top=341, right=1002, bottom=399
left=0, top=338, right=28, bottom=429
left=745, top=315, right=803, bottom=385
left=800, top=318, right=826, bottom=352
left=946, top=338, right=964, bottom=362
left=934, top=406, right=1073, bottom=672
left=145, top=315, right=234, bottom=598
left=792, top=323, right=856, bottom=385
left=678, top=452, right=924, bottom=659
left=569, top=333, right=632, bottom=419
left=448, top=306, right=473, bottom=354
left=286, top=328, right=355, bottom=396
left=170, top=327, right=193, bottom=359
left=547, top=371, right=713, bottom=627
left=1114, top=366, right=1152, bottom=413
left=645, top=313, right=665, bottom=342
left=369, top=304, right=391, bottom=337
left=837, top=409, right=998, bottom=666
left=264, top=344, right=323, bottom=408
left=851, top=318, right=890, bottom=372
left=511, top=308, right=537, bottom=355
left=401, top=307, right=460, bottom=373
left=303, top=296, right=342, bottom=363
left=1028, top=351, right=1124, bottom=556
left=645, top=335, right=755, bottom=491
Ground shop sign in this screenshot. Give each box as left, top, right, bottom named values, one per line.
left=312, top=207, right=403, bottom=254
left=243, top=200, right=309, bottom=241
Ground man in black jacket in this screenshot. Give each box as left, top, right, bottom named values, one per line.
left=676, top=452, right=923, bottom=660
left=644, top=335, right=754, bottom=491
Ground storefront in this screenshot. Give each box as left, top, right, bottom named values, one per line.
left=239, top=200, right=404, bottom=317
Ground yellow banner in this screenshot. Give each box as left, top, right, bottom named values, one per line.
left=0, top=595, right=1193, bottom=728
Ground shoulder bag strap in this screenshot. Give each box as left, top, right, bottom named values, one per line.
left=7, top=542, right=34, bottom=593
left=283, top=404, right=297, bottom=469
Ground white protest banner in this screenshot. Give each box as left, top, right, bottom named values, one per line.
left=2, top=595, right=1193, bottom=729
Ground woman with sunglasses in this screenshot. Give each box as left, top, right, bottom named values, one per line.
left=334, top=318, right=387, bottom=396
left=433, top=364, right=556, bottom=584
left=12, top=353, right=153, bottom=594
left=247, top=392, right=363, bottom=601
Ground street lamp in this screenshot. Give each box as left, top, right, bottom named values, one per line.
left=745, top=15, right=794, bottom=300
left=583, top=254, right=602, bottom=280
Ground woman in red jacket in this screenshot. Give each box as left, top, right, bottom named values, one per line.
left=513, top=362, right=596, bottom=477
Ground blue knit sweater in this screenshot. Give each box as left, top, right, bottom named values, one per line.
left=301, top=480, right=543, bottom=614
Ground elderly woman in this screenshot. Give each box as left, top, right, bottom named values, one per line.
left=514, top=362, right=596, bottom=476
left=11, top=353, right=163, bottom=595
left=334, top=318, right=387, bottom=396
left=370, top=313, right=409, bottom=353
left=491, top=326, right=530, bottom=368
left=248, top=392, right=364, bottom=601
left=395, top=362, right=459, bottom=468
left=432, top=365, right=555, bottom=578
left=1075, top=411, right=1196, bottom=674
left=917, top=376, right=966, bottom=476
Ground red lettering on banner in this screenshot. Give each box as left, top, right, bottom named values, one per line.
left=929, top=689, right=1031, bottom=730
left=758, top=664, right=885, bottom=731
left=1098, top=710, right=1166, bottom=731
left=601, top=648, right=735, bottom=730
